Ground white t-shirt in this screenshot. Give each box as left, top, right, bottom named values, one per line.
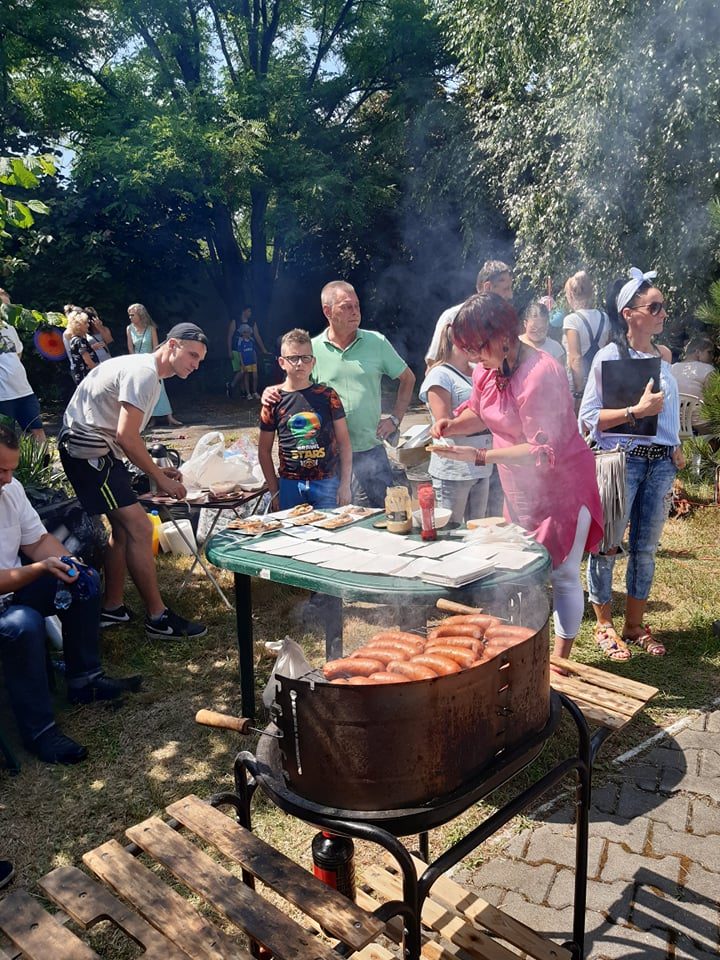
left=670, top=361, right=714, bottom=398
left=562, top=309, right=610, bottom=358
left=425, top=303, right=463, bottom=364
left=519, top=335, right=566, bottom=362
left=0, top=323, right=34, bottom=401
left=0, top=478, right=46, bottom=598
left=62, top=353, right=162, bottom=459
left=419, top=363, right=492, bottom=481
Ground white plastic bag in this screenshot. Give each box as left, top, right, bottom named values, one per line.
left=262, top=636, right=313, bottom=709
left=181, top=431, right=254, bottom=489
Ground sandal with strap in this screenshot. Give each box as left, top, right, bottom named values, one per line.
left=622, top=626, right=666, bottom=657
left=595, top=623, right=632, bottom=661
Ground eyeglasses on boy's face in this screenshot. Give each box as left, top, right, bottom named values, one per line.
left=632, top=300, right=666, bottom=316
left=281, top=354, right=314, bottom=365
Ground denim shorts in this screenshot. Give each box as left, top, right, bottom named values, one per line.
left=587, top=453, right=676, bottom=605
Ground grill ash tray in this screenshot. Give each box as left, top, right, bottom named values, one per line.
left=244, top=693, right=561, bottom=837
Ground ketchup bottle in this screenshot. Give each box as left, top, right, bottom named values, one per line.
left=418, top=483, right=437, bottom=541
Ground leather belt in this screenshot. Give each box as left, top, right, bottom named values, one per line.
left=626, top=444, right=671, bottom=461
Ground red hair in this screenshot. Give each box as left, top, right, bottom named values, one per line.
left=452, top=293, right=519, bottom=352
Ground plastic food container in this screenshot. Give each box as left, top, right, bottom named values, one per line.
left=159, top=519, right=197, bottom=555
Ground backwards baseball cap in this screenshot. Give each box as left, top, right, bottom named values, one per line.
left=163, top=322, right=209, bottom=346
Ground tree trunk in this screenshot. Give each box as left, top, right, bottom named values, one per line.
left=249, top=184, right=273, bottom=326
left=209, top=201, right=246, bottom=314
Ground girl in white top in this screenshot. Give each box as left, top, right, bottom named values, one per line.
left=418, top=325, right=492, bottom=524
left=562, top=270, right=610, bottom=404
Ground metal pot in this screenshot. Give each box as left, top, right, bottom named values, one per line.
left=272, top=618, right=550, bottom=811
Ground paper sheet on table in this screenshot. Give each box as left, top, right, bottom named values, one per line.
left=343, top=552, right=418, bottom=575
left=314, top=545, right=368, bottom=569
left=420, top=552, right=496, bottom=586
left=492, top=549, right=539, bottom=571
left=253, top=538, right=329, bottom=559
left=393, top=556, right=443, bottom=579
left=405, top=540, right=468, bottom=559
left=283, top=525, right=326, bottom=540
left=328, top=527, right=418, bottom=555
left=243, top=534, right=298, bottom=552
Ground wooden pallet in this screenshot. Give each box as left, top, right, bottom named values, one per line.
left=0, top=793, right=385, bottom=960
left=549, top=656, right=658, bottom=733
left=359, top=853, right=571, bottom=960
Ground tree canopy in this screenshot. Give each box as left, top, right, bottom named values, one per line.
left=438, top=0, right=720, bottom=311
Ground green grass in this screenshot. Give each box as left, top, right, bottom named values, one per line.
left=1, top=504, right=719, bottom=949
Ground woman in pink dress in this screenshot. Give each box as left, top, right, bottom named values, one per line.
left=431, top=293, right=603, bottom=662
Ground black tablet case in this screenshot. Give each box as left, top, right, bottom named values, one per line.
left=601, top=357, right=661, bottom=436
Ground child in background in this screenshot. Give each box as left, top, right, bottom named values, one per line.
left=258, top=328, right=352, bottom=509
left=238, top=325, right=260, bottom=400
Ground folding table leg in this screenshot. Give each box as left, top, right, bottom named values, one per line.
left=168, top=516, right=233, bottom=610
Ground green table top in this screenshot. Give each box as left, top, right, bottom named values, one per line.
left=206, top=516, right=551, bottom=604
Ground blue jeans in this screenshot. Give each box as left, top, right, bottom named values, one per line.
left=0, top=572, right=102, bottom=743
left=587, top=455, right=676, bottom=606
left=279, top=476, right=340, bottom=510
left=351, top=446, right=393, bottom=508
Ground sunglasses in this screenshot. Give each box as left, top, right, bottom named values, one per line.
left=632, top=300, right=666, bottom=317
left=281, top=354, right=314, bottom=365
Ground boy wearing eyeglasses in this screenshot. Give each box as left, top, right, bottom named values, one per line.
left=258, top=328, right=352, bottom=509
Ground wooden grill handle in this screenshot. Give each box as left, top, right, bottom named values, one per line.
left=195, top=709, right=252, bottom=735
left=436, top=598, right=483, bottom=615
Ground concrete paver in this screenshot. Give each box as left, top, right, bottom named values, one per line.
left=459, top=707, right=720, bottom=960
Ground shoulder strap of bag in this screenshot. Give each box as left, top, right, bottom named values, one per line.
left=580, top=310, right=605, bottom=355
left=439, top=362, right=473, bottom=386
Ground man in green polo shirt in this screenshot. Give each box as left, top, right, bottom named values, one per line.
left=310, top=281, right=415, bottom=506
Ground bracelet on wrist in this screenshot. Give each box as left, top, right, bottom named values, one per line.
left=474, top=448, right=488, bottom=467
left=625, top=406, right=637, bottom=426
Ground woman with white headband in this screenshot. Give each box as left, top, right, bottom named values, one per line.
left=579, top=268, right=684, bottom=659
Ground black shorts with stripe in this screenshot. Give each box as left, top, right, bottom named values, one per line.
left=59, top=446, right=137, bottom=515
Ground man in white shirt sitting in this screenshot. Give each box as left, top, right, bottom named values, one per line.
left=0, top=424, right=141, bottom=764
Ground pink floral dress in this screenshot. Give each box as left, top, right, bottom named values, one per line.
left=468, top=349, right=603, bottom=568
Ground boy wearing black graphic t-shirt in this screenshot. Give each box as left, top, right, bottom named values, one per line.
left=258, top=329, right=352, bottom=509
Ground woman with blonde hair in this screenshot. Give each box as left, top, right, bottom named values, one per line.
left=563, top=271, right=609, bottom=407
left=126, top=303, right=181, bottom=427
left=419, top=323, right=492, bottom=523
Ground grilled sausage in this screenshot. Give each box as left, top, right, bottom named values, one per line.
left=428, top=624, right=484, bottom=640
left=350, top=645, right=410, bottom=664
left=367, top=636, right=424, bottom=656
left=369, top=672, right=412, bottom=684
left=347, top=676, right=376, bottom=685
left=420, top=645, right=476, bottom=669
left=330, top=677, right=348, bottom=684
left=426, top=636, right=483, bottom=658
left=369, top=631, right=425, bottom=652
left=434, top=614, right=502, bottom=631
left=387, top=660, right=438, bottom=681
left=411, top=653, right=461, bottom=676
left=484, top=625, right=535, bottom=642
left=323, top=657, right=385, bottom=679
